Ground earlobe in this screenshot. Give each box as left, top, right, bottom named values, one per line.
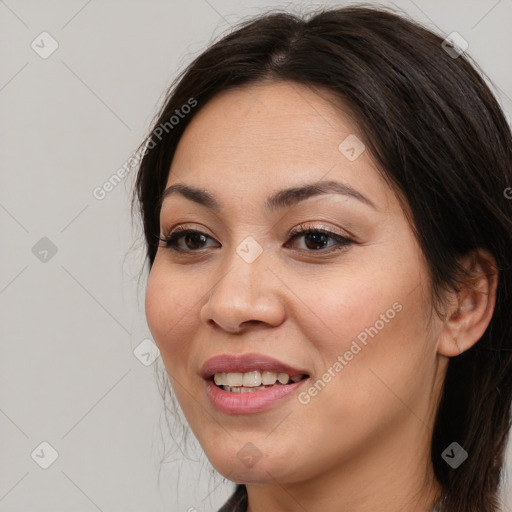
left=437, top=249, right=498, bottom=357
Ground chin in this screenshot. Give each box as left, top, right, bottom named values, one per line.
left=212, top=459, right=286, bottom=485
left=204, top=442, right=309, bottom=485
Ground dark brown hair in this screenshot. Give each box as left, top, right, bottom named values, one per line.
left=133, top=6, right=512, bottom=512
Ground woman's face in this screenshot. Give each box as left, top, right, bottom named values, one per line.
left=146, top=81, right=446, bottom=488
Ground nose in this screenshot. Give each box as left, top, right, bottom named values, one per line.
left=199, top=243, right=286, bottom=334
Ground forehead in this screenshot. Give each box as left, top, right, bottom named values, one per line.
left=166, top=81, right=394, bottom=212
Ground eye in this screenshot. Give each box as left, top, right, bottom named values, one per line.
left=285, top=224, right=354, bottom=253
left=158, top=226, right=220, bottom=252
left=158, top=223, right=354, bottom=255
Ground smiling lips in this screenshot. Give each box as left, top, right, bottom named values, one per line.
left=201, top=353, right=310, bottom=413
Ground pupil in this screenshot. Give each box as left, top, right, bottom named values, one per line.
left=305, top=233, right=328, bottom=250
left=186, top=233, right=206, bottom=250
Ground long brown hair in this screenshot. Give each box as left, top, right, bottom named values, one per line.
left=133, top=6, right=512, bottom=511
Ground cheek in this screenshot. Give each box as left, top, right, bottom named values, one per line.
left=144, top=261, right=202, bottom=370
left=294, top=246, right=433, bottom=403
left=145, top=261, right=216, bottom=433
left=290, top=265, right=399, bottom=361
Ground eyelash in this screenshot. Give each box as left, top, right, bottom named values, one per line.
left=157, top=223, right=354, bottom=255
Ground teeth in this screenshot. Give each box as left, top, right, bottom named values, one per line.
left=226, top=372, right=243, bottom=387
left=243, top=371, right=261, bottom=387
left=261, top=371, right=277, bottom=385
left=222, top=385, right=269, bottom=393
left=213, top=370, right=306, bottom=387
left=277, top=373, right=289, bottom=384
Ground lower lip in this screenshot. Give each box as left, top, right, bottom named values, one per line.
left=205, top=378, right=309, bottom=414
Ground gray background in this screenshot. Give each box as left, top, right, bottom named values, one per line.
left=1, top=0, right=511, bottom=511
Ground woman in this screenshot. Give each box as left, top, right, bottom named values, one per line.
left=133, top=6, right=512, bottom=512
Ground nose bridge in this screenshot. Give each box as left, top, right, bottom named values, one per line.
left=200, top=235, right=285, bottom=332
left=212, top=234, right=269, bottom=307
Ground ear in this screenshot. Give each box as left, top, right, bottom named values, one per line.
left=437, top=248, right=498, bottom=357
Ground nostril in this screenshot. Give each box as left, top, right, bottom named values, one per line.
left=241, top=320, right=263, bottom=327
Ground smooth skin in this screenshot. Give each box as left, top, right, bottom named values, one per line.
left=145, top=81, right=497, bottom=512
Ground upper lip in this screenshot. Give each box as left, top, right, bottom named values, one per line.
left=201, top=353, right=310, bottom=379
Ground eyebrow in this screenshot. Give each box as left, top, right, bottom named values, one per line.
left=161, top=180, right=377, bottom=212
